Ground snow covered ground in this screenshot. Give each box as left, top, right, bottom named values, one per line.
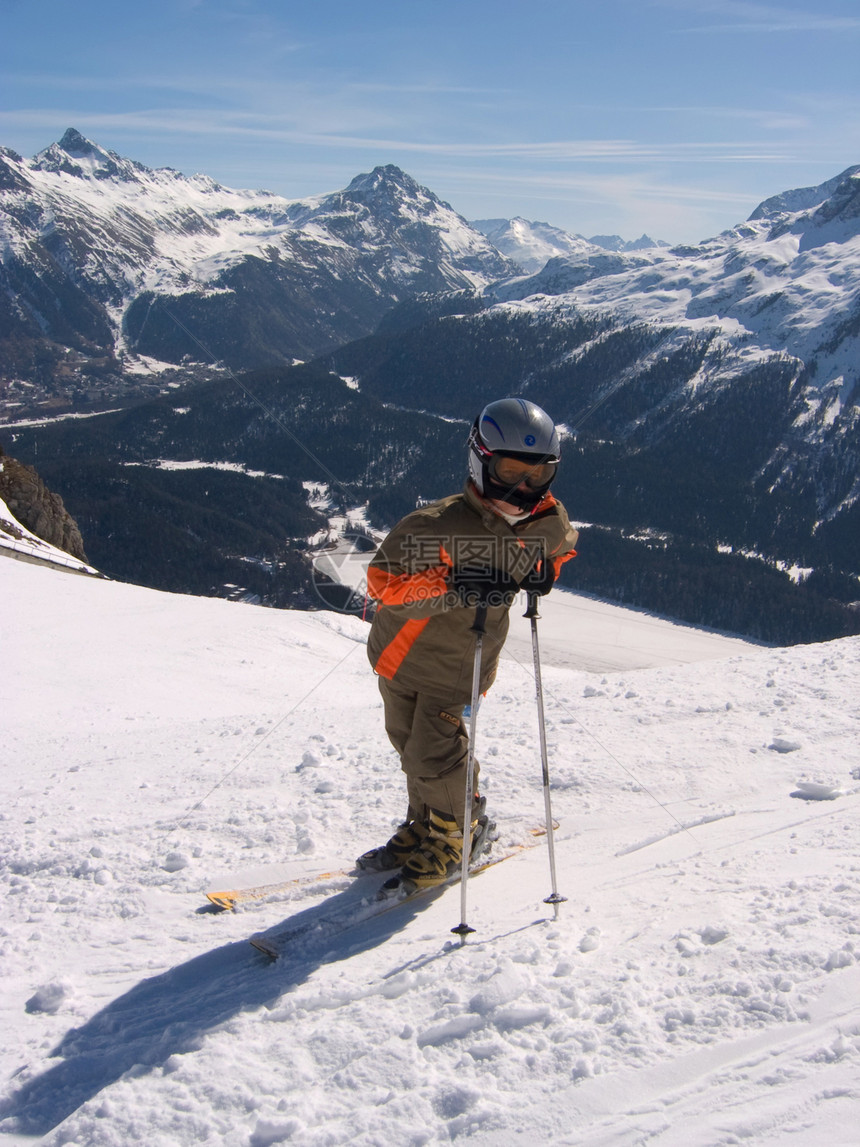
left=502, top=589, right=754, bottom=673
left=2, top=559, right=859, bottom=1146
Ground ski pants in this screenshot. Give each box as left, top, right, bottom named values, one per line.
left=378, top=676, right=480, bottom=829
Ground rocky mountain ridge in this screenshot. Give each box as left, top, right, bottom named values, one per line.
left=0, top=130, right=516, bottom=416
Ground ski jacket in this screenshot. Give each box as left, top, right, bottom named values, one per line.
left=366, top=481, right=578, bottom=702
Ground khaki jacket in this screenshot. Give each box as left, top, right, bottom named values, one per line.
left=366, top=481, right=578, bottom=702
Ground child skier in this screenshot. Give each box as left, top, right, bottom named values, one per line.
left=359, top=398, right=578, bottom=893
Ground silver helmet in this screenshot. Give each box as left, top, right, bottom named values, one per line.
left=468, top=398, right=560, bottom=510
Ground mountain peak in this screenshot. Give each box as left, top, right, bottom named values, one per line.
left=346, top=164, right=421, bottom=195
left=58, top=127, right=99, bottom=157
left=341, top=165, right=437, bottom=214
left=32, top=128, right=145, bottom=182
left=329, top=165, right=458, bottom=229
left=588, top=233, right=668, bottom=253
left=747, top=165, right=860, bottom=249
left=748, top=164, right=860, bottom=222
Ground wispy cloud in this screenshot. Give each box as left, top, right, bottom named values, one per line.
left=349, top=82, right=511, bottom=97
left=0, top=108, right=796, bottom=167
left=642, top=104, right=810, bottom=131
left=423, top=165, right=765, bottom=244
left=431, top=166, right=761, bottom=208
left=657, top=0, right=860, bottom=32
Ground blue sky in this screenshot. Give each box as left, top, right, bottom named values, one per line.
left=3, top=0, right=859, bottom=243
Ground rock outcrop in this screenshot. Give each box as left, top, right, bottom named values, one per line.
left=0, top=445, right=88, bottom=561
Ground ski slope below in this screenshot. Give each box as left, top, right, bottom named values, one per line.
left=1, top=561, right=859, bottom=1146
left=503, top=588, right=754, bottom=672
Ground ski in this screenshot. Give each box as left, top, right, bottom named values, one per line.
left=248, top=826, right=551, bottom=960
left=205, top=813, right=547, bottom=912
left=205, top=866, right=359, bottom=912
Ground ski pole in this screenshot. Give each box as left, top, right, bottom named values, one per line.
left=525, top=590, right=567, bottom=917
left=452, top=602, right=487, bottom=942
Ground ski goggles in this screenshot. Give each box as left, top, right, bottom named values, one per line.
left=488, top=452, right=558, bottom=491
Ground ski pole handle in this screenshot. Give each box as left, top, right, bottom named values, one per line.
left=524, top=590, right=540, bottom=620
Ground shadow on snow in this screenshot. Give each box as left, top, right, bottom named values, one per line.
left=1, top=878, right=446, bottom=1136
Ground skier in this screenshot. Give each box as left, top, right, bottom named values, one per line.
left=358, top=398, right=578, bottom=892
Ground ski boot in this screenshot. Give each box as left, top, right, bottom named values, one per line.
left=378, top=797, right=492, bottom=898
left=356, top=818, right=430, bottom=872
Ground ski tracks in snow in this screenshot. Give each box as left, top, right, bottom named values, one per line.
left=2, top=562, right=859, bottom=1145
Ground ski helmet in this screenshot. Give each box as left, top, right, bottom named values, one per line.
left=468, top=398, right=560, bottom=510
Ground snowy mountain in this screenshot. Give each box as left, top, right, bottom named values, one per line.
left=329, top=165, right=860, bottom=599
left=471, top=216, right=668, bottom=273
left=494, top=167, right=860, bottom=547
left=0, top=130, right=516, bottom=413
left=499, top=164, right=860, bottom=398
left=2, top=556, right=858, bottom=1144
left=470, top=217, right=595, bottom=273
left=588, top=232, right=671, bottom=252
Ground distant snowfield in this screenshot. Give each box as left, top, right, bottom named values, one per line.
left=504, top=589, right=755, bottom=672
left=308, top=528, right=756, bottom=674
left=1, top=561, right=859, bottom=1146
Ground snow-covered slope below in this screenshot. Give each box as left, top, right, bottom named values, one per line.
left=2, top=561, right=858, bottom=1145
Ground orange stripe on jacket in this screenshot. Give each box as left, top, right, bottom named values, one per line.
left=375, top=617, right=431, bottom=679
left=366, top=563, right=450, bottom=606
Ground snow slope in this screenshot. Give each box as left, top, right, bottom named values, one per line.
left=1, top=561, right=859, bottom=1146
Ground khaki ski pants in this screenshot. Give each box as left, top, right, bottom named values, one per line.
left=378, top=677, right=480, bottom=829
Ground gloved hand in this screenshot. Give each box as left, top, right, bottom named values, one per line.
left=451, top=566, right=520, bottom=608
left=520, top=558, right=556, bottom=597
